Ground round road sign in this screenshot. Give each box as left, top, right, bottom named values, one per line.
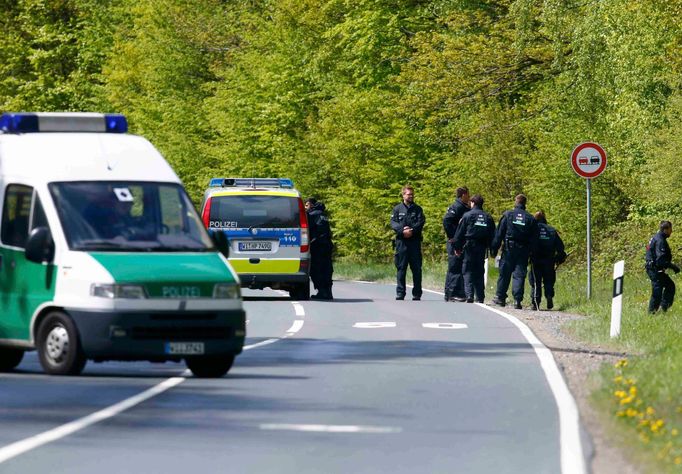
left=571, top=142, right=607, bottom=179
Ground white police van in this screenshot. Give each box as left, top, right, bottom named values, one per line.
left=0, top=113, right=245, bottom=377
left=201, top=178, right=310, bottom=299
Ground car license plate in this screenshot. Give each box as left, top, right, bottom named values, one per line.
left=165, top=342, right=205, bottom=355
left=239, top=241, right=272, bottom=251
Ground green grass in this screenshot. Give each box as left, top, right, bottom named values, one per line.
left=335, top=257, right=682, bottom=472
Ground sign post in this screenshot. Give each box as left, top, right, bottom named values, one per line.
left=571, top=142, right=607, bottom=299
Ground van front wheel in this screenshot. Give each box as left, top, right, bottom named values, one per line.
left=37, top=312, right=87, bottom=375
left=0, top=347, right=24, bottom=372
left=186, top=355, right=235, bottom=378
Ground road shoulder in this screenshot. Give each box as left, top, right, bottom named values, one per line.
left=503, top=306, right=640, bottom=474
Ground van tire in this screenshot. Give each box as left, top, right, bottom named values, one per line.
left=37, top=312, right=87, bottom=376
left=290, top=283, right=310, bottom=301
left=186, top=355, right=235, bottom=378
left=0, top=347, right=24, bottom=372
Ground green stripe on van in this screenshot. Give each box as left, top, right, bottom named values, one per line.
left=90, top=252, right=236, bottom=298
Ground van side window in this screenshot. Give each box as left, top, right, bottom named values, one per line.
left=1, top=184, right=33, bottom=248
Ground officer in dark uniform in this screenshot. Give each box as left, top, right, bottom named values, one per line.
left=453, top=194, right=495, bottom=303
left=305, top=198, right=334, bottom=300
left=491, top=194, right=538, bottom=309
left=645, top=220, right=680, bottom=313
left=443, top=186, right=470, bottom=302
left=391, top=185, right=426, bottom=300
left=528, top=211, right=566, bottom=310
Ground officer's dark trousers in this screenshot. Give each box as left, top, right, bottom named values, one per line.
left=495, top=244, right=530, bottom=303
left=647, top=269, right=675, bottom=313
left=444, top=241, right=465, bottom=299
left=310, top=244, right=333, bottom=293
left=463, top=243, right=487, bottom=302
left=528, top=261, right=556, bottom=305
left=395, top=239, right=422, bottom=298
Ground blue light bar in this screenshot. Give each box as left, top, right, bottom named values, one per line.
left=208, top=178, right=295, bottom=188
left=0, top=112, right=128, bottom=134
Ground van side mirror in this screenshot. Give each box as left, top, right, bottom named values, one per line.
left=211, top=230, right=230, bottom=258
left=25, top=227, right=55, bottom=264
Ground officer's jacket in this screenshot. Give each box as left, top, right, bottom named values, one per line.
left=443, top=199, right=469, bottom=240
left=452, top=207, right=495, bottom=252
left=491, top=204, right=538, bottom=254
left=391, top=202, right=426, bottom=241
left=646, top=231, right=673, bottom=271
left=534, top=222, right=566, bottom=265
left=307, top=203, right=332, bottom=249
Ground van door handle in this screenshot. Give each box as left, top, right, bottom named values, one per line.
left=249, top=258, right=261, bottom=264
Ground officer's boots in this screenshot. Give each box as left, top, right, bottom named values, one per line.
left=546, top=298, right=554, bottom=310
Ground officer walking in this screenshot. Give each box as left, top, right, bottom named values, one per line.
left=305, top=198, right=334, bottom=300
left=491, top=194, right=538, bottom=309
left=528, top=211, right=566, bottom=310
left=645, top=220, right=680, bottom=313
left=453, top=194, right=495, bottom=303
left=443, top=187, right=470, bottom=302
left=391, top=185, right=426, bottom=300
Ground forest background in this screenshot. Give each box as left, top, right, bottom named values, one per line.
left=2, top=0, right=682, bottom=269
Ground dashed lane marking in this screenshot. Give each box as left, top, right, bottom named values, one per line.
left=259, top=423, right=402, bottom=434
left=422, top=323, right=468, bottom=329
left=353, top=322, right=396, bottom=328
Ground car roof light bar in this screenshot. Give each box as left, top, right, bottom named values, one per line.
left=0, top=112, right=128, bottom=134
left=209, top=178, right=295, bottom=189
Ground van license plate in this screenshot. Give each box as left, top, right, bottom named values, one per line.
left=239, top=241, right=272, bottom=251
left=165, top=342, right=205, bottom=355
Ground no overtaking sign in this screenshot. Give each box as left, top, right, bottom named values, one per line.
left=571, top=142, right=607, bottom=179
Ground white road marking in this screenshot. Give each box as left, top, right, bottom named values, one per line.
left=0, top=375, right=186, bottom=463
left=422, top=323, right=468, bottom=329
left=0, top=297, right=307, bottom=465
left=481, top=303, right=586, bottom=474
left=349, top=280, right=374, bottom=284
left=353, top=322, right=396, bottom=328
left=259, top=423, right=402, bottom=434
left=345, top=280, right=587, bottom=474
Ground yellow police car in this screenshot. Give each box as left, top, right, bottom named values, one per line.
left=200, top=178, right=310, bottom=300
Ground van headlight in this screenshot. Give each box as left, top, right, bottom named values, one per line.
left=91, top=284, right=147, bottom=299
left=213, top=283, right=241, bottom=299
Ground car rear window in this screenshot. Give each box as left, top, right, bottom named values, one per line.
left=209, top=195, right=299, bottom=229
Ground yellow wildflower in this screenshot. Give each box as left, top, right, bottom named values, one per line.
left=646, top=406, right=655, bottom=416
left=616, top=410, right=626, bottom=417
left=626, top=408, right=638, bottom=418
left=613, top=376, right=623, bottom=383
left=620, top=396, right=633, bottom=405
left=671, top=428, right=679, bottom=436
left=615, top=359, right=628, bottom=368
left=675, top=456, right=682, bottom=465
left=614, top=390, right=627, bottom=398
left=629, top=386, right=637, bottom=396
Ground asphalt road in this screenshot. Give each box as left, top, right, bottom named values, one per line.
left=0, top=281, right=589, bottom=473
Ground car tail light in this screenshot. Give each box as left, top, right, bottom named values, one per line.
left=298, top=198, right=309, bottom=253
left=201, top=198, right=212, bottom=228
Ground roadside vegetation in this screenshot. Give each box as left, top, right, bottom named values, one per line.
left=2, top=1, right=682, bottom=471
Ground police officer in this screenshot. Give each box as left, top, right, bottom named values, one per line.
left=391, top=185, right=426, bottom=300
left=491, top=194, right=538, bottom=309
left=443, top=187, right=470, bottom=302
left=453, top=194, right=495, bottom=303
left=528, top=211, right=566, bottom=310
left=645, top=220, right=680, bottom=313
left=305, top=198, right=334, bottom=300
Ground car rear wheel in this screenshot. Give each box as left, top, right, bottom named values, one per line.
left=37, top=311, right=87, bottom=375
left=186, top=355, right=235, bottom=378
left=0, top=347, right=24, bottom=372
left=290, top=282, right=310, bottom=300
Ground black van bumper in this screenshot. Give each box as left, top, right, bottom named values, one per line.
left=68, top=309, right=245, bottom=361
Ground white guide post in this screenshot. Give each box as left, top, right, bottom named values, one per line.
left=610, top=260, right=625, bottom=338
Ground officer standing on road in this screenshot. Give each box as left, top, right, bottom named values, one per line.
left=491, top=194, right=538, bottom=309
left=528, top=211, right=566, bottom=311
left=391, top=185, right=426, bottom=301
left=453, top=194, right=495, bottom=303
left=305, top=198, right=334, bottom=300
left=443, top=187, right=470, bottom=302
left=645, top=220, right=680, bottom=313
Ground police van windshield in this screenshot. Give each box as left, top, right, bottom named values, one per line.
left=50, top=182, right=214, bottom=252
left=209, top=195, right=299, bottom=229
